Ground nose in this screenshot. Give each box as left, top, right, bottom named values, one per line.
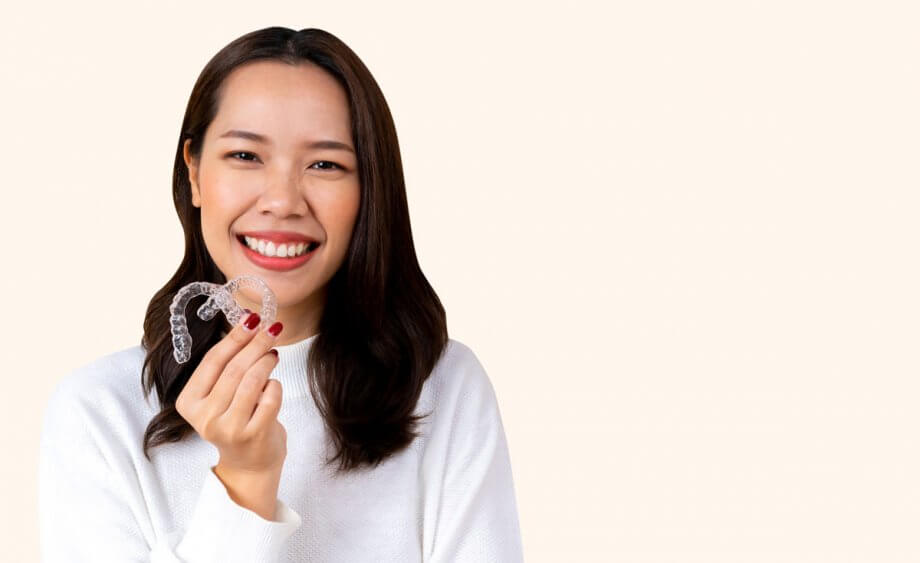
left=257, top=172, right=310, bottom=217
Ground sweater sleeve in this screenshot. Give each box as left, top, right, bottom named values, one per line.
left=164, top=465, right=302, bottom=561
left=38, top=375, right=301, bottom=562
left=424, top=346, right=525, bottom=562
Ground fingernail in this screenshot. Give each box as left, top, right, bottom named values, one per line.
left=267, top=321, right=283, bottom=337
left=270, top=349, right=278, bottom=357
left=243, top=312, right=260, bottom=331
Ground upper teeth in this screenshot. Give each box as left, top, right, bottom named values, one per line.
left=244, top=236, right=314, bottom=258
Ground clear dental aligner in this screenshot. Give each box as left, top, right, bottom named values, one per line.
left=169, top=275, right=277, bottom=364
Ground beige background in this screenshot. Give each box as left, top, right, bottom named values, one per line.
left=2, top=0, right=918, bottom=561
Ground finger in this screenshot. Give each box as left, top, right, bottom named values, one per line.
left=247, top=378, right=283, bottom=435
left=224, top=351, right=279, bottom=434
left=182, top=311, right=263, bottom=400
left=207, top=318, right=282, bottom=414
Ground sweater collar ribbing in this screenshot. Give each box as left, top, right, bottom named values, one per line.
left=270, top=333, right=318, bottom=400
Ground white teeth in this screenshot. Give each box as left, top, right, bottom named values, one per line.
left=243, top=236, right=314, bottom=258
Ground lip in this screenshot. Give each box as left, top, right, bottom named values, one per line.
left=237, top=236, right=319, bottom=272
left=238, top=230, right=320, bottom=244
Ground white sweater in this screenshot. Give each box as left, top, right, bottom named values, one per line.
left=38, top=334, right=524, bottom=562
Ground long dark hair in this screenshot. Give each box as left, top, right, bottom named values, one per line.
left=140, top=27, right=448, bottom=474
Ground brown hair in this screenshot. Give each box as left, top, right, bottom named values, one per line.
left=140, top=26, right=448, bottom=474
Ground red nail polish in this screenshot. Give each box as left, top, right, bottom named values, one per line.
left=268, top=321, right=283, bottom=336
left=270, top=349, right=278, bottom=356
left=244, top=313, right=260, bottom=330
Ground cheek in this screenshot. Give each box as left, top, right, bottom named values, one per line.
left=337, top=193, right=362, bottom=244
left=199, top=179, right=247, bottom=229
left=318, top=185, right=361, bottom=239
left=199, top=200, right=232, bottom=239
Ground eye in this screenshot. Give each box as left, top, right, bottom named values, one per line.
left=310, top=160, right=344, bottom=171
left=227, top=151, right=259, bottom=162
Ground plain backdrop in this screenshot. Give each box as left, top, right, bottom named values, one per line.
left=2, top=1, right=919, bottom=561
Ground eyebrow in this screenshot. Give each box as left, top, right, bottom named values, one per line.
left=218, top=129, right=355, bottom=154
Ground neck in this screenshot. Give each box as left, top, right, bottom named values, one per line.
left=220, top=286, right=326, bottom=346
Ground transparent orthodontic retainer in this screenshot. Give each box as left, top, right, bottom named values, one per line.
left=169, top=275, right=277, bottom=364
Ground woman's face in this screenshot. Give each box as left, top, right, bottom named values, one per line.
left=184, top=60, right=360, bottom=338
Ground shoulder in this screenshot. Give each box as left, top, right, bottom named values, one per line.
left=42, top=343, right=154, bottom=436
left=416, top=337, right=502, bottom=431
left=414, top=338, right=511, bottom=465
left=428, top=337, right=495, bottom=400
left=39, top=345, right=157, bottom=499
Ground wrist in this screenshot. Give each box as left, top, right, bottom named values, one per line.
left=212, top=463, right=283, bottom=521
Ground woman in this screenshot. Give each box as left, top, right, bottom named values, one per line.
left=38, top=26, right=524, bottom=562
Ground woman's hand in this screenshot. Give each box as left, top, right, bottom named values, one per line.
left=175, top=312, right=287, bottom=474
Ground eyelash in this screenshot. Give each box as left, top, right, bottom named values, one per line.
left=226, top=151, right=344, bottom=171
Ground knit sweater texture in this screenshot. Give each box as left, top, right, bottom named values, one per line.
left=38, top=334, right=524, bottom=562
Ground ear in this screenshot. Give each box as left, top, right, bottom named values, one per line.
left=183, top=139, right=201, bottom=208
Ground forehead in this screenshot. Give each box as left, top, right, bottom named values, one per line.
left=209, top=60, right=351, bottom=142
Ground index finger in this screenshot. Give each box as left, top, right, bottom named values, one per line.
left=182, top=311, right=263, bottom=400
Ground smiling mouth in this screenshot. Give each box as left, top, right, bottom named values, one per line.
left=236, top=234, right=320, bottom=258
